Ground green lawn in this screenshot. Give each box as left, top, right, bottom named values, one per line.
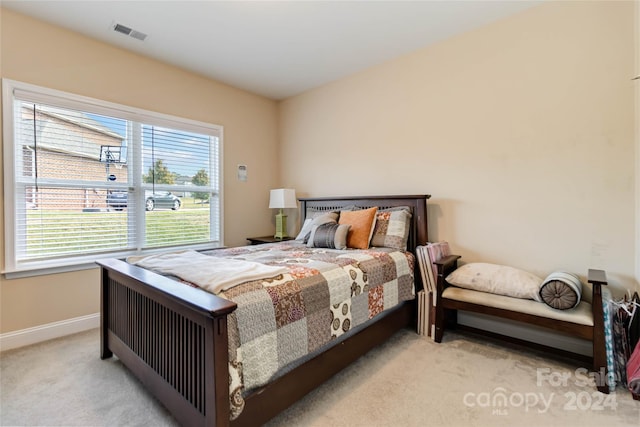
left=25, top=202, right=210, bottom=257
left=146, top=208, right=210, bottom=247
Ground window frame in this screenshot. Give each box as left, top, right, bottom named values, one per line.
left=2, top=79, right=224, bottom=278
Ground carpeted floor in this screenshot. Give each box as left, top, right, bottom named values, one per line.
left=1, top=328, right=638, bottom=426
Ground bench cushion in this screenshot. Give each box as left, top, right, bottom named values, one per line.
left=442, top=286, right=593, bottom=326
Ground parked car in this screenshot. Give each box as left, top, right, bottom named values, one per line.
left=106, top=190, right=127, bottom=211
left=145, top=191, right=181, bottom=211
left=106, top=190, right=181, bottom=211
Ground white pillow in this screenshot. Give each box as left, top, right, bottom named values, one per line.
left=295, top=218, right=313, bottom=241
left=446, top=263, right=543, bottom=302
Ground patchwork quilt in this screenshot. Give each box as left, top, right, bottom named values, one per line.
left=167, top=241, right=416, bottom=420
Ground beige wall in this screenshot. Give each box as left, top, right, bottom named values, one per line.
left=280, top=1, right=638, bottom=295
left=0, top=8, right=280, bottom=333
left=635, top=0, right=640, bottom=285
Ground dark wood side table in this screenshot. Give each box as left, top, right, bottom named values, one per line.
left=247, top=236, right=294, bottom=245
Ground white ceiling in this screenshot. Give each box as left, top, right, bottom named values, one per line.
left=2, top=0, right=541, bottom=100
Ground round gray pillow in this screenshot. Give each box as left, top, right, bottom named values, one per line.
left=538, top=272, right=582, bottom=310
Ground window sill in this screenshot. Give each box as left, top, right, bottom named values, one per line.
left=3, top=242, right=225, bottom=279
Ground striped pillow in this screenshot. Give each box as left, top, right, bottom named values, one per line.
left=295, top=211, right=339, bottom=242
left=307, top=223, right=350, bottom=250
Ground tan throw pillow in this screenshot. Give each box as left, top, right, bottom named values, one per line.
left=338, top=207, right=378, bottom=249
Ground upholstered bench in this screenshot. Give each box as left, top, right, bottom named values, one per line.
left=433, top=255, right=609, bottom=394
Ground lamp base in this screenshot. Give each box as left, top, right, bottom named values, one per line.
left=274, top=210, right=288, bottom=239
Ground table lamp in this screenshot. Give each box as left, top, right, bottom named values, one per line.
left=269, top=188, right=297, bottom=239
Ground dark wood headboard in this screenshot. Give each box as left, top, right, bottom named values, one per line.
left=298, top=195, right=430, bottom=253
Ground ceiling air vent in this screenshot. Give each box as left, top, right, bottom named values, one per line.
left=112, top=23, right=147, bottom=41
left=129, top=30, right=147, bottom=41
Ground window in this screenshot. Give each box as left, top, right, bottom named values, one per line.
left=2, top=79, right=223, bottom=276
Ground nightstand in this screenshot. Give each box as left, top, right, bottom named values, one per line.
left=247, top=236, right=294, bottom=245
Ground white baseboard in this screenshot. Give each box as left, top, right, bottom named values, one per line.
left=0, top=313, right=100, bottom=352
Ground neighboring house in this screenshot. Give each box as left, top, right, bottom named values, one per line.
left=174, top=174, right=192, bottom=197
left=20, top=104, right=127, bottom=210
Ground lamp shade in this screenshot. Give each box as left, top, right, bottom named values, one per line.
left=269, top=188, right=297, bottom=209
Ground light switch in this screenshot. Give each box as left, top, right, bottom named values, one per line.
left=237, top=164, right=247, bottom=182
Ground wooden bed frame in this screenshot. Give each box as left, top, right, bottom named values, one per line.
left=98, top=194, right=430, bottom=427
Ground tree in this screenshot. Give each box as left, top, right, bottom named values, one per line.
left=191, top=169, right=210, bottom=203
left=143, top=159, right=176, bottom=184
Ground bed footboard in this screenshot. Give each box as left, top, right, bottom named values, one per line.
left=98, top=258, right=237, bottom=427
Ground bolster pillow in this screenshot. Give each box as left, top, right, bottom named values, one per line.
left=538, top=271, right=582, bottom=310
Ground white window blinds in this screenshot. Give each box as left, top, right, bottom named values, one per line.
left=3, top=79, right=223, bottom=275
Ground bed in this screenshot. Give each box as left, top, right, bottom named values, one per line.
left=97, top=194, right=430, bottom=427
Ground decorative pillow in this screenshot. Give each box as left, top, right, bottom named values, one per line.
left=538, top=272, right=582, bottom=310
left=338, top=207, right=378, bottom=249
left=295, top=218, right=313, bottom=241
left=307, top=223, right=350, bottom=250
left=295, top=211, right=339, bottom=242
left=446, top=263, right=543, bottom=301
left=370, top=206, right=412, bottom=250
